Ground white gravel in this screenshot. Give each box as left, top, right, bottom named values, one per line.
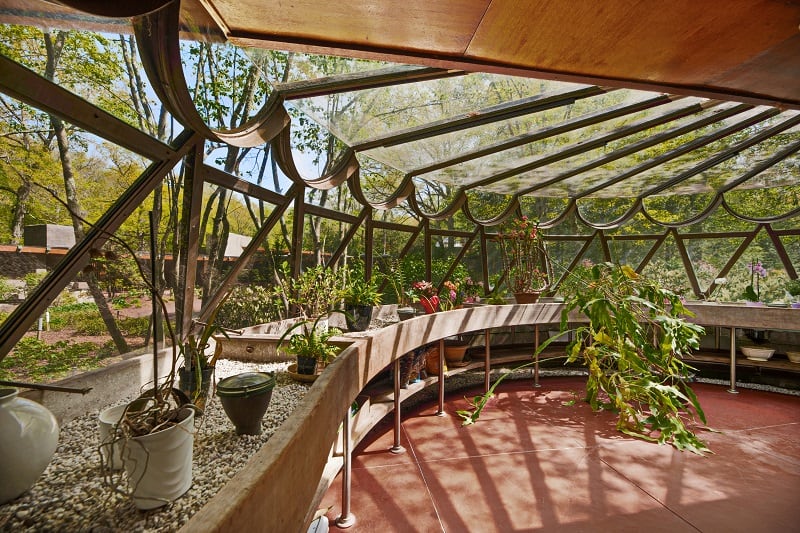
left=0, top=359, right=307, bottom=532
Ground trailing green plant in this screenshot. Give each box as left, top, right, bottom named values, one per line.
left=458, top=262, right=711, bottom=455
left=277, top=313, right=344, bottom=364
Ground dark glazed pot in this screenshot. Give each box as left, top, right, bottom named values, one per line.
left=216, top=372, right=276, bottom=435
left=345, top=304, right=373, bottom=331
left=296, top=355, right=318, bottom=375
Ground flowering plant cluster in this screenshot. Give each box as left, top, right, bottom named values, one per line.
left=406, top=280, right=439, bottom=314
left=462, top=277, right=483, bottom=303
left=497, top=216, right=549, bottom=294
left=743, top=259, right=767, bottom=302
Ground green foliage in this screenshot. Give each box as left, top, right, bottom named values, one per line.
left=75, top=317, right=107, bottom=336
left=277, top=314, right=343, bottom=364
left=0, top=337, right=101, bottom=381
left=47, top=302, right=99, bottom=331
left=23, top=271, right=46, bottom=294
left=343, top=263, right=382, bottom=306
left=118, top=316, right=152, bottom=338
left=785, top=278, right=800, bottom=298
left=281, top=263, right=343, bottom=318
left=0, top=276, right=15, bottom=300
left=560, top=263, right=709, bottom=454
left=458, top=263, right=711, bottom=456
left=217, top=285, right=284, bottom=329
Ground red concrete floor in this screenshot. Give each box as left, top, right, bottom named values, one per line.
left=321, top=376, right=800, bottom=532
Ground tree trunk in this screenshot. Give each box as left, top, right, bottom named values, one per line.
left=45, top=31, right=129, bottom=354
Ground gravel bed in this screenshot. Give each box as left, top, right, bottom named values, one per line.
left=0, top=359, right=307, bottom=532
left=2, top=360, right=797, bottom=532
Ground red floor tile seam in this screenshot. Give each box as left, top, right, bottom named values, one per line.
left=401, top=423, right=447, bottom=531
left=596, top=455, right=705, bottom=532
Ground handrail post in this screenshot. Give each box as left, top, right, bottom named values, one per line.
left=484, top=329, right=491, bottom=393
left=390, top=358, right=406, bottom=453
left=335, top=407, right=356, bottom=528
left=727, top=327, right=738, bottom=394
left=436, top=338, right=445, bottom=416
left=533, top=325, right=541, bottom=387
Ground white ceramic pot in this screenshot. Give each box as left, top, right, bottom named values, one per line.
left=98, top=404, right=127, bottom=470
left=740, top=346, right=775, bottom=361
left=0, top=387, right=60, bottom=504
left=121, top=407, right=195, bottom=510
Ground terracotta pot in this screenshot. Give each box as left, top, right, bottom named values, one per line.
left=424, top=345, right=444, bottom=375
left=514, top=292, right=541, bottom=304
left=444, top=341, right=469, bottom=364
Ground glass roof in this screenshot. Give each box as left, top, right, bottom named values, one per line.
left=242, top=49, right=800, bottom=205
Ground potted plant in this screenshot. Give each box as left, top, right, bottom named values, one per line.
left=407, top=280, right=439, bottom=314
left=342, top=264, right=382, bottom=331
left=381, top=259, right=416, bottom=320
left=458, top=262, right=711, bottom=455
left=277, top=314, right=344, bottom=375
left=178, top=293, right=239, bottom=411
left=286, top=264, right=343, bottom=319
left=93, top=213, right=199, bottom=509
left=742, top=258, right=767, bottom=306
left=496, top=216, right=550, bottom=303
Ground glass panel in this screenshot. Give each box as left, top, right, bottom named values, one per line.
left=363, top=89, right=659, bottom=176
left=246, top=49, right=392, bottom=85
left=683, top=235, right=747, bottom=298
left=290, top=72, right=587, bottom=147
left=1, top=25, right=183, bottom=141
left=642, top=193, right=716, bottom=225
left=640, top=233, right=694, bottom=296
left=591, top=108, right=793, bottom=198
left=576, top=197, right=638, bottom=225
left=464, top=191, right=514, bottom=222
left=356, top=155, right=407, bottom=205
left=724, top=182, right=800, bottom=219
left=722, top=235, right=790, bottom=303
left=469, top=98, right=727, bottom=196
left=547, top=239, right=587, bottom=287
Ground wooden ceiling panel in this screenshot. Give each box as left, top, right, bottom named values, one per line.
left=211, top=0, right=490, bottom=55
left=469, top=1, right=799, bottom=86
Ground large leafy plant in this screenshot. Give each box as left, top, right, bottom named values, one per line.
left=561, top=263, right=709, bottom=453
left=277, top=314, right=343, bottom=364
left=458, top=263, right=711, bottom=455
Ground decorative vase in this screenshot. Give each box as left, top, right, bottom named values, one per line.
left=122, top=406, right=195, bottom=510
left=216, top=372, right=276, bottom=435
left=791, top=302, right=800, bottom=309
left=178, top=365, right=214, bottom=411
left=296, top=355, right=318, bottom=375
left=344, top=304, right=373, bottom=331
left=420, top=295, right=440, bottom=314
left=0, top=387, right=60, bottom=504
left=514, top=292, right=541, bottom=304
left=98, top=404, right=127, bottom=470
